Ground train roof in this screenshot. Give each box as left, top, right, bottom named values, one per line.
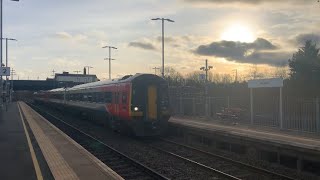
left=68, top=73, right=161, bottom=91
left=44, top=73, right=164, bottom=92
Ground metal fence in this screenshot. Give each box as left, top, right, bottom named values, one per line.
left=170, top=95, right=320, bottom=134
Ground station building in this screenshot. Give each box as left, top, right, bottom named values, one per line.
left=4, top=71, right=99, bottom=92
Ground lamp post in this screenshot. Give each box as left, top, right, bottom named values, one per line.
left=102, top=45, right=117, bottom=80
left=2, top=37, right=17, bottom=103
left=151, top=18, right=174, bottom=78
left=200, top=59, right=213, bottom=83
left=0, top=0, right=19, bottom=109
left=200, top=59, right=213, bottom=119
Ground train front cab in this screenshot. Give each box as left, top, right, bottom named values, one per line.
left=130, top=74, right=170, bottom=136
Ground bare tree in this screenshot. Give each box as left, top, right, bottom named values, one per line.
left=163, top=67, right=184, bottom=86
left=246, top=65, right=266, bottom=80
left=273, top=66, right=289, bottom=79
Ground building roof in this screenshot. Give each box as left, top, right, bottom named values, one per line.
left=54, top=72, right=97, bottom=78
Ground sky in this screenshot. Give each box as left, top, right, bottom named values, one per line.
left=2, top=0, right=320, bottom=80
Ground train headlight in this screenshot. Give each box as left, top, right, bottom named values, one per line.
left=134, top=107, right=139, bottom=111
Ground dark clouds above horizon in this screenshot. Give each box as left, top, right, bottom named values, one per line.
left=194, top=38, right=290, bottom=66
left=294, top=33, right=320, bottom=45
left=128, top=41, right=156, bottom=50
left=183, top=0, right=314, bottom=5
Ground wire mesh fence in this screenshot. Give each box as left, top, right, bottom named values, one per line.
left=169, top=93, right=320, bottom=134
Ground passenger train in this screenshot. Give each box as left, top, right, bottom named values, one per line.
left=34, top=73, right=171, bottom=136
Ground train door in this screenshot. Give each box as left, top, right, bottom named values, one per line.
left=147, top=85, right=157, bottom=120
left=115, top=84, right=122, bottom=118
left=119, top=91, right=128, bottom=119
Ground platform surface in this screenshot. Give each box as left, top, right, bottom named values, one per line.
left=18, top=102, right=123, bottom=180
left=170, top=116, right=320, bottom=152
left=0, top=103, right=38, bottom=180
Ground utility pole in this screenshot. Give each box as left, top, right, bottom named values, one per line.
left=151, top=18, right=174, bottom=78
left=200, top=59, right=213, bottom=119
left=51, top=69, right=55, bottom=77
left=102, top=45, right=117, bottom=80
left=152, top=67, right=160, bottom=75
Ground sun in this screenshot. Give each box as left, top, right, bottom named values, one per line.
left=221, top=23, right=255, bottom=43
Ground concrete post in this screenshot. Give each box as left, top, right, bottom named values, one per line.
left=280, top=87, right=283, bottom=129
left=192, top=97, right=196, bottom=116
left=180, top=96, right=184, bottom=115
left=227, top=96, right=230, bottom=108
left=316, top=97, right=320, bottom=133
left=250, top=88, right=254, bottom=125
left=0, top=0, right=3, bottom=109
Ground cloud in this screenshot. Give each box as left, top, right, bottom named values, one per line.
left=194, top=38, right=289, bottom=66
left=183, top=0, right=313, bottom=5
left=53, top=32, right=88, bottom=42
left=55, top=32, right=72, bottom=39
left=294, top=33, right=320, bottom=45
left=128, top=41, right=156, bottom=50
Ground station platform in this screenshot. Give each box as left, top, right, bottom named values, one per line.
left=0, top=103, right=39, bottom=180
left=0, top=102, right=123, bottom=180
left=169, top=116, right=320, bottom=153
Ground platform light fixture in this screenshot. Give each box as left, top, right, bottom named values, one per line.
left=0, top=0, right=20, bottom=109
left=151, top=18, right=174, bottom=78
left=1, top=38, right=17, bottom=104
left=200, top=59, right=213, bottom=83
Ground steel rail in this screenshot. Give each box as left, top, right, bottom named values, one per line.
left=150, top=145, right=241, bottom=180
left=160, top=138, right=296, bottom=180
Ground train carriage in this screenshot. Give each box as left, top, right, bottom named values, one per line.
left=35, top=73, right=170, bottom=136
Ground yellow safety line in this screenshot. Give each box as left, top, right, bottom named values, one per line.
left=18, top=102, right=44, bottom=180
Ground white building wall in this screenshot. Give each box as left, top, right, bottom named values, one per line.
left=56, top=76, right=95, bottom=83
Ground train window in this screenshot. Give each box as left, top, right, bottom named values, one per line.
left=105, top=92, right=112, bottom=103
left=114, top=92, right=119, bottom=104
left=97, top=92, right=104, bottom=103
left=75, top=93, right=79, bottom=101
left=122, top=93, right=127, bottom=104
left=91, top=93, right=96, bottom=102
left=83, top=94, right=88, bottom=101
left=79, top=93, right=84, bottom=101
left=88, top=93, right=93, bottom=102
left=96, top=92, right=101, bottom=102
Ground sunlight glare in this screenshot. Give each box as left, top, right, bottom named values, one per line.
left=221, top=23, right=255, bottom=43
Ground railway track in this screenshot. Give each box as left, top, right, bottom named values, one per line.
left=151, top=138, right=296, bottom=180
left=28, top=103, right=169, bottom=180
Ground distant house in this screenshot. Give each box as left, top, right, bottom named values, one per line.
left=54, top=71, right=99, bottom=83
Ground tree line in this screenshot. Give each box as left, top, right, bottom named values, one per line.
left=163, top=40, right=320, bottom=97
